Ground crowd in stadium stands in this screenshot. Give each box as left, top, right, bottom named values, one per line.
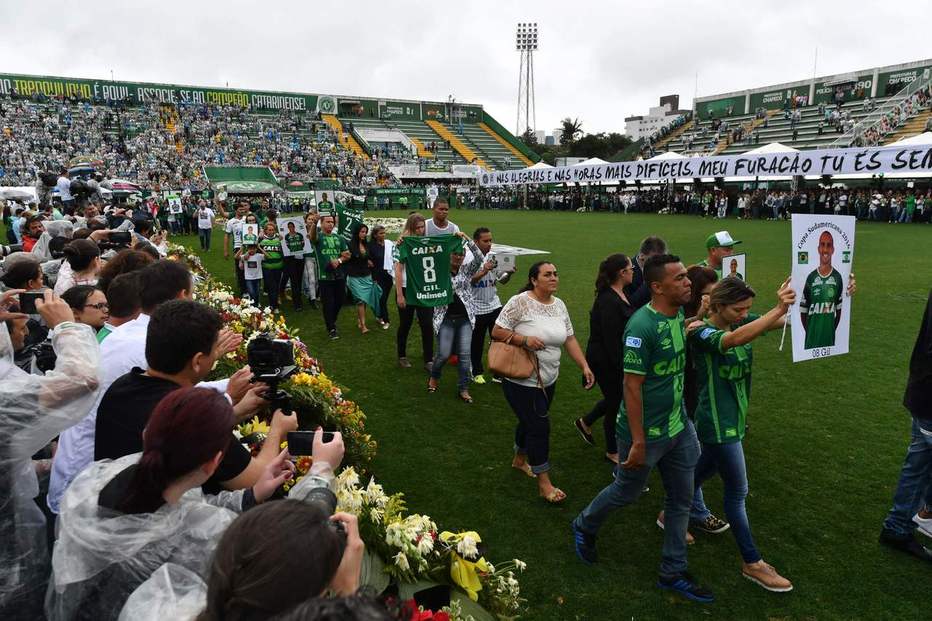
left=640, top=113, right=692, bottom=158
left=0, top=95, right=394, bottom=189
left=853, top=84, right=932, bottom=147
left=471, top=186, right=932, bottom=222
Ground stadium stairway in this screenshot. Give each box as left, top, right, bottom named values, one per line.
left=387, top=119, right=465, bottom=166
left=883, top=109, right=932, bottom=144
left=477, top=122, right=535, bottom=167
left=349, top=117, right=436, bottom=158
left=429, top=120, right=514, bottom=169
left=321, top=114, right=369, bottom=159
left=712, top=110, right=774, bottom=154
left=425, top=119, right=488, bottom=168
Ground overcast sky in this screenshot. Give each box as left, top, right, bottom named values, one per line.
left=2, top=0, right=930, bottom=136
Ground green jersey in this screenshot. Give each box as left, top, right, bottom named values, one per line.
left=689, top=314, right=760, bottom=444
left=336, top=205, right=364, bottom=245
left=617, top=304, right=687, bottom=444
left=259, top=237, right=284, bottom=270
left=314, top=232, right=348, bottom=281
left=801, top=267, right=843, bottom=349
left=96, top=326, right=112, bottom=344
left=697, top=259, right=722, bottom=279
left=397, top=235, right=464, bottom=307
left=284, top=232, right=306, bottom=255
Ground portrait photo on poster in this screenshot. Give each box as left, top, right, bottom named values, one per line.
left=242, top=222, right=260, bottom=246
left=789, top=214, right=856, bottom=362
left=314, top=190, right=335, bottom=216
left=278, top=217, right=312, bottom=257
left=724, top=253, right=746, bottom=282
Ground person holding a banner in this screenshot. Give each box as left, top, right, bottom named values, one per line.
left=686, top=276, right=796, bottom=592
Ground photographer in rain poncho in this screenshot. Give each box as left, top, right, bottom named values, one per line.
left=46, top=387, right=297, bottom=621
left=0, top=289, right=101, bottom=620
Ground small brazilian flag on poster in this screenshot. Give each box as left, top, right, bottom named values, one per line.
left=797, top=251, right=809, bottom=264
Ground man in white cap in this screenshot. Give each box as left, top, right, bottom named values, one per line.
left=698, top=231, right=741, bottom=278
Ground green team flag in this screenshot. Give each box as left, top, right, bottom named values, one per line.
left=336, top=205, right=365, bottom=245
left=397, top=235, right=464, bottom=307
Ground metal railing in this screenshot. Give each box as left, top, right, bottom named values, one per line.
left=829, top=70, right=932, bottom=148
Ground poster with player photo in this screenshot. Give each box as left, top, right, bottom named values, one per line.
left=724, top=253, right=746, bottom=282
left=242, top=223, right=260, bottom=246
left=315, top=190, right=336, bottom=217
left=277, top=217, right=312, bottom=257
left=789, top=214, right=856, bottom=362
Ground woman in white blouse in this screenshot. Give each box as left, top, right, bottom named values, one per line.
left=492, top=261, right=594, bottom=503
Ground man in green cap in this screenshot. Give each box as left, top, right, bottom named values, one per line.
left=698, top=231, right=742, bottom=278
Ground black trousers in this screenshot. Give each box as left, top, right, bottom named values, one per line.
left=233, top=254, right=246, bottom=295
left=396, top=291, right=433, bottom=362
left=320, top=279, right=344, bottom=332
left=469, top=307, right=501, bottom=376
left=373, top=271, right=393, bottom=323
left=582, top=361, right=622, bottom=455
left=280, top=257, right=305, bottom=309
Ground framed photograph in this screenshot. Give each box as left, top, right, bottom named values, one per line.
left=242, top=223, right=260, bottom=246
left=724, top=253, right=746, bottom=282
left=277, top=217, right=312, bottom=257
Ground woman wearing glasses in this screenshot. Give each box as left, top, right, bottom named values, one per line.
left=60, top=285, right=109, bottom=333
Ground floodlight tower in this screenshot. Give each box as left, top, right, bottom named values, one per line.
left=515, top=22, right=538, bottom=138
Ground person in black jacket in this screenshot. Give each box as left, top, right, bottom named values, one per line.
left=575, top=254, right=636, bottom=463
left=880, top=290, right=932, bottom=562
left=625, top=236, right=667, bottom=310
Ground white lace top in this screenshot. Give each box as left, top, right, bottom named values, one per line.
left=495, top=291, right=574, bottom=387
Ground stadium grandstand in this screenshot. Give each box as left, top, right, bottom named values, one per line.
left=0, top=72, right=539, bottom=190
left=644, top=59, right=932, bottom=159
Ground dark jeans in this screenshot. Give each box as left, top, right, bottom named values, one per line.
left=280, top=257, right=305, bottom=309
left=573, top=421, right=700, bottom=578
left=470, top=307, right=501, bottom=376
left=883, top=416, right=932, bottom=537
left=198, top=228, right=212, bottom=250
left=262, top=267, right=282, bottom=309
left=396, top=290, right=433, bottom=362
left=233, top=254, right=246, bottom=295
left=244, top=279, right=261, bottom=304
left=690, top=440, right=761, bottom=564
left=582, top=362, right=622, bottom=455
left=502, top=380, right=556, bottom=474
left=373, top=271, right=393, bottom=323
left=320, top=279, right=345, bottom=332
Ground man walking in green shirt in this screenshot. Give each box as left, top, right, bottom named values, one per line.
left=573, top=254, right=714, bottom=603
left=309, top=213, right=349, bottom=339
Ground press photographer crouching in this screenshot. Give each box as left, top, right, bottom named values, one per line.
left=0, top=290, right=100, bottom=619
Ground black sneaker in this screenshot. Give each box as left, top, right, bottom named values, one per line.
left=309, top=300, right=319, bottom=310
left=329, top=330, right=340, bottom=340
left=574, top=418, right=595, bottom=446
left=657, top=572, right=715, bottom=603
left=879, top=529, right=932, bottom=563
left=571, top=521, right=597, bottom=565
left=690, top=514, right=730, bottom=534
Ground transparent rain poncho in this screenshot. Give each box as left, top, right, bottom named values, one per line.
left=45, top=453, right=247, bottom=621
left=0, top=321, right=101, bottom=620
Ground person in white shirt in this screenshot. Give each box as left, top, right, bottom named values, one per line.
left=47, top=261, right=256, bottom=515
left=196, top=200, right=216, bottom=252
left=224, top=202, right=249, bottom=294
left=467, top=227, right=513, bottom=384
left=56, top=169, right=74, bottom=215
left=424, top=197, right=459, bottom=236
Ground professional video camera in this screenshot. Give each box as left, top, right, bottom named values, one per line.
left=95, top=231, right=133, bottom=252
left=246, top=333, right=297, bottom=410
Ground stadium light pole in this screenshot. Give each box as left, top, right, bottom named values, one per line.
left=515, top=22, right=538, bottom=139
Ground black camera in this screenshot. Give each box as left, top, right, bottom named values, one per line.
left=97, top=231, right=133, bottom=252
left=247, top=333, right=297, bottom=409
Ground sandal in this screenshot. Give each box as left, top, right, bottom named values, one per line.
left=427, top=379, right=438, bottom=393
left=458, top=391, right=473, bottom=404
left=512, top=462, right=537, bottom=478
left=541, top=487, right=567, bottom=504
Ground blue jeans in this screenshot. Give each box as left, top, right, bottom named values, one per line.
left=689, top=441, right=761, bottom=564
left=431, top=316, right=472, bottom=390
left=198, top=228, right=211, bottom=250
left=502, top=380, right=556, bottom=474
left=883, top=416, right=932, bottom=537
left=244, top=279, right=262, bottom=304
left=574, top=420, right=700, bottom=578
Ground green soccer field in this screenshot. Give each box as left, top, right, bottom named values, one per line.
left=185, top=210, right=929, bottom=620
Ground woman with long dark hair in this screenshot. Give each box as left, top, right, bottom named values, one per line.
left=345, top=224, right=383, bottom=334
left=367, top=225, right=392, bottom=329
left=574, top=254, right=636, bottom=464
left=492, top=261, right=594, bottom=503
left=47, top=387, right=295, bottom=620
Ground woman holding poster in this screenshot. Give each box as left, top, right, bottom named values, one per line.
left=687, top=277, right=796, bottom=592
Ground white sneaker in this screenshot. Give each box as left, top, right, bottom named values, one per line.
left=913, top=513, right=932, bottom=538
